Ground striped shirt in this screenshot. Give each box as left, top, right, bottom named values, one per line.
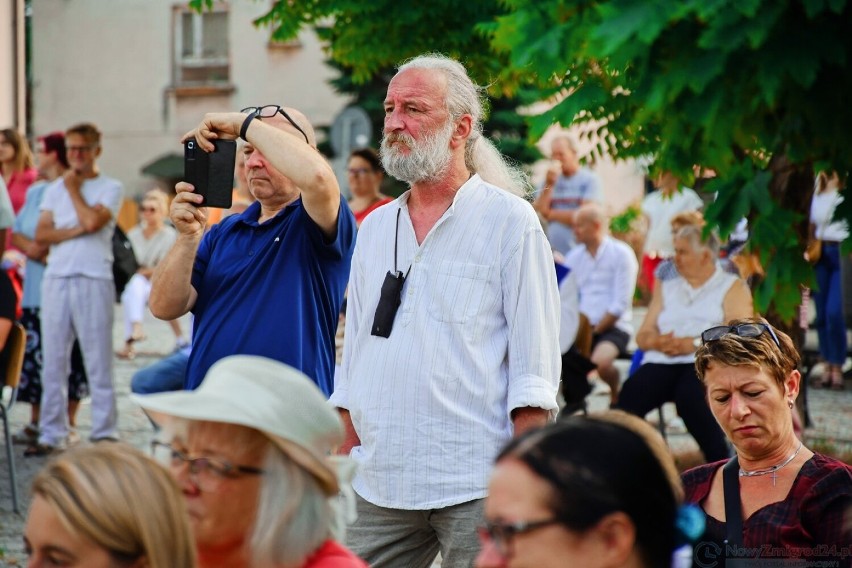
left=331, top=174, right=560, bottom=509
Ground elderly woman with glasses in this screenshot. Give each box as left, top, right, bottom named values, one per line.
left=683, top=319, right=852, bottom=566
left=133, top=355, right=366, bottom=568
left=117, top=189, right=184, bottom=359
left=476, top=411, right=701, bottom=568
left=346, top=148, right=391, bottom=227
left=616, top=224, right=753, bottom=463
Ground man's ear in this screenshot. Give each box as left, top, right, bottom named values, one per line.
left=451, top=115, right=473, bottom=149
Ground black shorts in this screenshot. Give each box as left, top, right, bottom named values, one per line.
left=591, top=327, right=630, bottom=356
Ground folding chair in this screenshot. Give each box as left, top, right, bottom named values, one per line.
left=2, top=322, right=27, bottom=513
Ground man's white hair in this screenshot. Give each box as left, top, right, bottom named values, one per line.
left=397, top=54, right=531, bottom=197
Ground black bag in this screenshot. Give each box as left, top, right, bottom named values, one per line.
left=112, top=226, right=138, bottom=299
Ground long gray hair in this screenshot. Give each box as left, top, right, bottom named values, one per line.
left=397, top=54, right=531, bottom=197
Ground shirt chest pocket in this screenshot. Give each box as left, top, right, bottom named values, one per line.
left=427, top=261, right=491, bottom=324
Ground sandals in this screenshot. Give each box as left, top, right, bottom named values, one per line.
left=819, top=366, right=845, bottom=390
left=24, top=443, right=63, bottom=458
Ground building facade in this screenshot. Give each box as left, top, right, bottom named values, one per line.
left=31, top=0, right=350, bottom=197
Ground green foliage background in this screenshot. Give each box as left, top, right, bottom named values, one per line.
left=191, top=0, right=852, bottom=322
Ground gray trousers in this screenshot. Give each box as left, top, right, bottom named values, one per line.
left=347, top=493, right=483, bottom=568
left=38, top=276, right=117, bottom=445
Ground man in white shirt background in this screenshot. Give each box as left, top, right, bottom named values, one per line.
left=566, top=203, right=638, bottom=406
left=640, top=170, right=703, bottom=292
left=331, top=54, right=560, bottom=568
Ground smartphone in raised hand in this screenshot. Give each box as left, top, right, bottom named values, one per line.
left=184, top=139, right=235, bottom=209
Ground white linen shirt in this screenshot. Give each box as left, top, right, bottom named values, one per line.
left=331, top=174, right=560, bottom=510
left=565, top=235, right=638, bottom=334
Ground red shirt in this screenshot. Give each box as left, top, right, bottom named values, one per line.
left=352, top=197, right=393, bottom=227
left=303, top=540, right=367, bottom=568
left=5, top=167, right=38, bottom=213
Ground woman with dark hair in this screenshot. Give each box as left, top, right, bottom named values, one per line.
left=684, top=319, right=852, bottom=566
left=477, top=411, right=701, bottom=568
left=0, top=127, right=38, bottom=213
left=346, top=148, right=392, bottom=226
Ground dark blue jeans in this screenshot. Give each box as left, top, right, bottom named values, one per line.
left=130, top=350, right=189, bottom=394
left=813, top=243, right=847, bottom=364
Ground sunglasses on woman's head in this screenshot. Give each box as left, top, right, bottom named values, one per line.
left=701, top=322, right=780, bottom=347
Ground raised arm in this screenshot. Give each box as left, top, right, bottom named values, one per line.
left=532, top=167, right=558, bottom=218
left=186, top=111, right=341, bottom=237
left=149, top=182, right=204, bottom=320
left=64, top=171, right=112, bottom=233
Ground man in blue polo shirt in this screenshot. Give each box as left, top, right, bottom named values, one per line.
left=150, top=105, right=355, bottom=395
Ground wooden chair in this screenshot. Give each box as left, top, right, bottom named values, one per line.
left=1, top=322, right=27, bottom=513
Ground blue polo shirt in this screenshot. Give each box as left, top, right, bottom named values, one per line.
left=187, top=196, right=356, bottom=395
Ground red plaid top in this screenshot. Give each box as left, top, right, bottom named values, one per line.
left=683, top=454, right=852, bottom=567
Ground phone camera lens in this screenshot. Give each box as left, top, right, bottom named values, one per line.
left=188, top=141, right=195, bottom=149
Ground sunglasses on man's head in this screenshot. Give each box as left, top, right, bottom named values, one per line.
left=701, top=322, right=781, bottom=347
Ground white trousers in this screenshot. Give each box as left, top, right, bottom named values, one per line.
left=39, top=276, right=117, bottom=445
left=120, top=273, right=152, bottom=340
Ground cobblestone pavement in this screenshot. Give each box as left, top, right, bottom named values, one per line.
left=1, top=308, right=850, bottom=566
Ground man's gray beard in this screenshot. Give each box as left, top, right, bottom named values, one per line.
left=380, top=120, right=454, bottom=184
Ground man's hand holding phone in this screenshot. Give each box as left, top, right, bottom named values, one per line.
left=170, top=182, right=208, bottom=240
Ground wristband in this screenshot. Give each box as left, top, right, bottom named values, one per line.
left=239, top=111, right=258, bottom=141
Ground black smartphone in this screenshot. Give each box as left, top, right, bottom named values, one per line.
left=184, top=139, right=236, bottom=209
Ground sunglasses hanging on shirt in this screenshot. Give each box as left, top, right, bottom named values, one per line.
left=371, top=209, right=411, bottom=338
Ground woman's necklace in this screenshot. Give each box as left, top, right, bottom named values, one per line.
left=738, top=442, right=803, bottom=486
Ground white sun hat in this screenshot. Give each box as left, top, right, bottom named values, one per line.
left=132, top=355, right=345, bottom=495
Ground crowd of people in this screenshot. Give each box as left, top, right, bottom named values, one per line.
left=2, top=52, right=850, bottom=567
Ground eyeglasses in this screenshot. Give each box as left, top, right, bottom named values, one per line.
left=241, top=105, right=309, bottom=144
left=66, top=145, right=95, bottom=153
left=477, top=518, right=561, bottom=558
left=140, top=206, right=157, bottom=213
left=347, top=167, right=373, bottom=176
left=151, top=441, right=264, bottom=492
left=701, top=322, right=781, bottom=347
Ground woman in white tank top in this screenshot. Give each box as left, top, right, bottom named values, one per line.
left=616, top=225, right=753, bottom=463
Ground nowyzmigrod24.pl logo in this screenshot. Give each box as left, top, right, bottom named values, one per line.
left=694, top=541, right=850, bottom=568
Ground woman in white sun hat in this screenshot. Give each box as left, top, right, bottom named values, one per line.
left=133, top=355, right=366, bottom=568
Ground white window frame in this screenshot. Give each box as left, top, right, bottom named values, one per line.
left=173, top=4, right=230, bottom=88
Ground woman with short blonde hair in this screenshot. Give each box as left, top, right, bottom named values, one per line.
left=24, top=443, right=195, bottom=568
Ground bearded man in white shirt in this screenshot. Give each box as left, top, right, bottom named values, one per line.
left=330, top=54, right=560, bottom=568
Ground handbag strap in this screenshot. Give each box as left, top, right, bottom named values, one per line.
left=722, top=456, right=743, bottom=546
